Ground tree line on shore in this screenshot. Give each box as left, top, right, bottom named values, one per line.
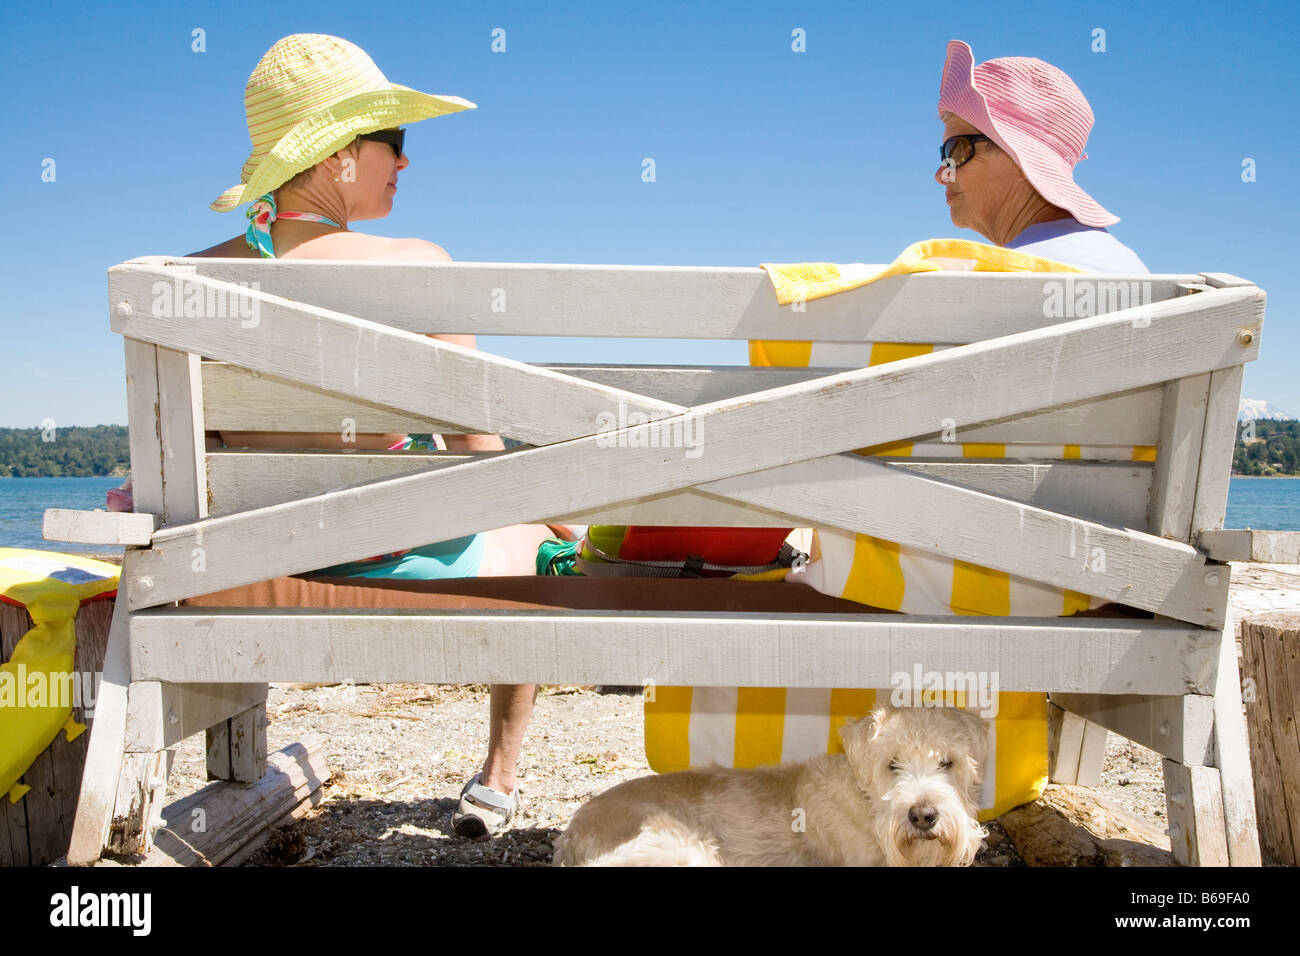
left=2, top=421, right=1299, bottom=477
left=0, top=425, right=130, bottom=478
left=1233, top=419, right=1300, bottom=476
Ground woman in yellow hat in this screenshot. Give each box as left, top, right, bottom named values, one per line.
left=193, top=34, right=571, bottom=837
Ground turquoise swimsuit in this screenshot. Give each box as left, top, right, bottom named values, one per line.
left=313, top=535, right=486, bottom=579
left=246, top=195, right=485, bottom=580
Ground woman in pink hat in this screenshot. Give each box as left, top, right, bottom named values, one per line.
left=934, top=40, right=1147, bottom=273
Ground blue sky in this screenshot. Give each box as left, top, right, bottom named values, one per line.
left=2, top=0, right=1297, bottom=427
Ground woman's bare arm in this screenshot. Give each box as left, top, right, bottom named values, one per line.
left=215, top=430, right=408, bottom=449
left=389, top=239, right=507, bottom=453
left=209, top=238, right=501, bottom=452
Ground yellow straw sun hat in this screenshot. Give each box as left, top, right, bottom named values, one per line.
left=210, top=33, right=475, bottom=212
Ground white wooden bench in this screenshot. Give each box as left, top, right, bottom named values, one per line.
left=51, top=256, right=1269, bottom=865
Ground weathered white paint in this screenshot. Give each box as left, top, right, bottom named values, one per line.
left=110, top=264, right=682, bottom=447
left=125, top=608, right=1221, bottom=695
left=1148, top=374, right=1210, bottom=541
left=42, top=508, right=155, bottom=546
left=206, top=453, right=1152, bottom=531
left=1050, top=693, right=1215, bottom=766
left=1199, top=529, right=1300, bottom=563
left=708, top=453, right=1224, bottom=624
left=125, top=287, right=1265, bottom=609
left=1163, top=760, right=1230, bottom=866
left=203, top=359, right=1163, bottom=445
left=1209, top=612, right=1263, bottom=865
left=124, top=682, right=269, bottom=753
left=123, top=340, right=163, bottom=515
left=68, top=592, right=138, bottom=864
left=133, top=256, right=1201, bottom=341
left=1191, top=364, right=1246, bottom=537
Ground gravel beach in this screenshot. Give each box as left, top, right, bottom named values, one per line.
left=156, top=681, right=1167, bottom=867
left=80, top=554, right=1298, bottom=867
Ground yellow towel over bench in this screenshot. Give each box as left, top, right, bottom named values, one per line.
left=758, top=237, right=1086, bottom=307
left=645, top=239, right=1154, bottom=820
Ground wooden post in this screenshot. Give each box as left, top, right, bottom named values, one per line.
left=1240, top=611, right=1300, bottom=865
left=1047, top=702, right=1107, bottom=786
left=1162, top=760, right=1229, bottom=866
left=205, top=697, right=268, bottom=783
left=0, top=597, right=113, bottom=866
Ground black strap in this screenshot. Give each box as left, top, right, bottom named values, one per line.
left=575, top=536, right=809, bottom=579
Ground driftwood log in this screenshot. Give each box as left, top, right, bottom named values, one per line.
left=140, top=736, right=328, bottom=867
left=997, top=784, right=1175, bottom=866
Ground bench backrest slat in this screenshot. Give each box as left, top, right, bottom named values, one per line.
left=139, top=256, right=1200, bottom=342
left=203, top=360, right=1165, bottom=446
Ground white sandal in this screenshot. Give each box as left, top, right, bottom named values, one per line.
left=452, top=772, right=519, bottom=838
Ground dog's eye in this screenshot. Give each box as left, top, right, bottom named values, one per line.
left=888, top=761, right=902, bottom=773
left=939, top=760, right=954, bottom=771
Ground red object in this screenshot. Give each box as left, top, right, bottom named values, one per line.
left=618, top=526, right=792, bottom=566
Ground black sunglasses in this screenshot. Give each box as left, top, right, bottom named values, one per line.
left=358, top=127, right=405, bottom=157
left=939, top=133, right=992, bottom=169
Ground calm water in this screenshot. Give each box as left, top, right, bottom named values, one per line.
left=1222, top=477, right=1300, bottom=532
left=0, top=477, right=126, bottom=555
left=0, top=475, right=1297, bottom=557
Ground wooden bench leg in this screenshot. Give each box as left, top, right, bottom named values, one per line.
left=1161, top=616, right=1262, bottom=866
left=69, top=597, right=167, bottom=863
left=1163, top=760, right=1229, bottom=865
left=1073, top=719, right=1107, bottom=787
left=1210, top=615, right=1262, bottom=865
left=206, top=694, right=269, bottom=783
left=1047, top=703, right=1108, bottom=786
left=106, top=750, right=173, bottom=856
left=69, top=589, right=270, bottom=861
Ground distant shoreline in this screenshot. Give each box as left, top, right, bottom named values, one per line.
left=0, top=475, right=123, bottom=479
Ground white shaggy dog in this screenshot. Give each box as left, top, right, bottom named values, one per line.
left=553, top=704, right=989, bottom=866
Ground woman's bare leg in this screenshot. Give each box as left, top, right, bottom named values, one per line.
left=480, top=683, right=538, bottom=794
left=472, top=524, right=554, bottom=798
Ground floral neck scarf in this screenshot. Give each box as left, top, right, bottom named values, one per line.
left=245, top=193, right=343, bottom=258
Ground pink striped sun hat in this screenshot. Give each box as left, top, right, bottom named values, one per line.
left=937, top=40, right=1118, bottom=227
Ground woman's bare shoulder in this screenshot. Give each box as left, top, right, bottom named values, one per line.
left=385, top=238, right=453, bottom=262
left=182, top=233, right=452, bottom=261
left=285, top=233, right=453, bottom=262
left=188, top=236, right=257, bottom=258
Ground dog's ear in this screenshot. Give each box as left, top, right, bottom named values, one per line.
left=951, top=708, right=991, bottom=791
left=839, top=706, right=889, bottom=749
left=838, top=708, right=888, bottom=788
left=954, top=709, right=990, bottom=762
left=837, top=714, right=867, bottom=758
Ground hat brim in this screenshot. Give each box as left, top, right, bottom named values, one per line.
left=210, top=85, right=475, bottom=212
left=937, top=40, right=1118, bottom=228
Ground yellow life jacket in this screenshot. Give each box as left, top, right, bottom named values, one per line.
left=0, top=549, right=119, bottom=802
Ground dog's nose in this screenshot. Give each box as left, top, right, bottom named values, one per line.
left=908, top=805, right=939, bottom=831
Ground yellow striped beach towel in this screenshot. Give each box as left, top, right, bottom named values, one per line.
left=645, top=239, right=1153, bottom=820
